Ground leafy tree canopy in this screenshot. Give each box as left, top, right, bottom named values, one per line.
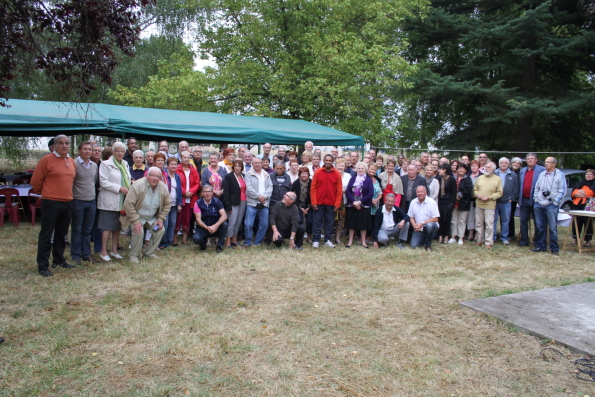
left=193, top=0, right=423, bottom=145
left=109, top=43, right=217, bottom=112
left=1, top=0, right=152, bottom=107
left=398, top=0, right=595, bottom=154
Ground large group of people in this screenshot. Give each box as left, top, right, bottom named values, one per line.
left=29, top=136, right=593, bottom=277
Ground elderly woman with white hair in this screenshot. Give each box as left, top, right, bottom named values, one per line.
left=97, top=141, right=131, bottom=261
left=129, top=150, right=145, bottom=182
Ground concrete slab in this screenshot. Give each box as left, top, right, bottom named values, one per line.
left=460, top=282, right=595, bottom=356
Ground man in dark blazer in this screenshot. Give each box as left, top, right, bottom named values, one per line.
left=517, top=153, right=546, bottom=247
left=373, top=193, right=410, bottom=249
left=400, top=164, right=427, bottom=214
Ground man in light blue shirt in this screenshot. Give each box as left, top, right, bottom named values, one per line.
left=532, top=157, right=566, bottom=255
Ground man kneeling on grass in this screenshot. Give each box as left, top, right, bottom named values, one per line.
left=193, top=184, right=228, bottom=253
left=122, top=167, right=171, bottom=263
left=407, top=185, right=440, bottom=252
left=269, top=191, right=305, bottom=250
left=372, top=193, right=410, bottom=249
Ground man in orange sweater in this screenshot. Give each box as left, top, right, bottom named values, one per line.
left=31, top=135, right=77, bottom=277
left=310, top=154, right=343, bottom=248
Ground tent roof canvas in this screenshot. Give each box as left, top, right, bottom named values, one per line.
left=0, top=99, right=364, bottom=146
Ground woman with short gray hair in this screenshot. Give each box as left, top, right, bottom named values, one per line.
left=97, top=142, right=131, bottom=261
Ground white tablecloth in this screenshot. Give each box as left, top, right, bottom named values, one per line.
left=1, top=185, right=33, bottom=197
left=513, top=205, right=572, bottom=227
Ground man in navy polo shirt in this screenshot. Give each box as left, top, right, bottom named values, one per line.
left=193, top=184, right=228, bottom=253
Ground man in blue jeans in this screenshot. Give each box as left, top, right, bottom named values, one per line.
left=407, top=186, right=440, bottom=251
left=494, top=157, right=518, bottom=245
left=532, top=157, right=566, bottom=255
left=517, top=153, right=545, bottom=247
left=310, top=155, right=343, bottom=248
left=71, top=141, right=99, bottom=265
left=193, top=185, right=228, bottom=253
left=244, top=157, right=272, bottom=247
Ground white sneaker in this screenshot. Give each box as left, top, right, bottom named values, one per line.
left=146, top=253, right=158, bottom=259
left=458, top=239, right=464, bottom=245
left=312, top=242, right=319, bottom=248
left=324, top=241, right=336, bottom=248
left=448, top=238, right=456, bottom=244
left=99, top=254, right=111, bottom=261
left=129, top=256, right=140, bottom=264
left=110, top=252, right=123, bottom=259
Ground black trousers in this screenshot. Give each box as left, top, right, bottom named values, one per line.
left=508, top=201, right=518, bottom=238
left=37, top=199, right=73, bottom=272
left=438, top=202, right=454, bottom=237
left=273, top=224, right=305, bottom=248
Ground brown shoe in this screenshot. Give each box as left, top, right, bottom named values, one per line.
left=83, top=256, right=99, bottom=264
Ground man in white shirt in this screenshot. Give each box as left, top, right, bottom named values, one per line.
left=407, top=186, right=440, bottom=251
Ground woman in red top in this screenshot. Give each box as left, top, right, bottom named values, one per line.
left=174, top=151, right=200, bottom=245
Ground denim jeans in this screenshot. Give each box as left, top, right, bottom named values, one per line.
left=534, top=203, right=559, bottom=251
left=519, top=199, right=535, bottom=246
left=493, top=202, right=511, bottom=242
left=377, top=223, right=409, bottom=245
left=159, top=206, right=178, bottom=248
left=193, top=222, right=228, bottom=248
left=92, top=206, right=103, bottom=253
left=244, top=205, right=269, bottom=246
left=410, top=222, right=438, bottom=248
left=312, top=205, right=335, bottom=243
left=70, top=199, right=97, bottom=259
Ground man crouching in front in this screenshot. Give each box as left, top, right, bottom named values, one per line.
left=123, top=167, right=171, bottom=263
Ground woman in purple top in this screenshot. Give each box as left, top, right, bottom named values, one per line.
left=345, top=162, right=374, bottom=248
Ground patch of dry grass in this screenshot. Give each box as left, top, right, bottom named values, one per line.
left=0, top=223, right=593, bottom=396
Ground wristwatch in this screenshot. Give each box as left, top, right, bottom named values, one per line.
left=290, top=237, right=294, bottom=240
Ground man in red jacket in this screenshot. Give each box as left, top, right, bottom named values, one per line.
left=310, top=154, right=343, bottom=248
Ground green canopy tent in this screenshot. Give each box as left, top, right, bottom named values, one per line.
left=0, top=99, right=365, bottom=146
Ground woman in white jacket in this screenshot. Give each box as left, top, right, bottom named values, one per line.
left=97, top=141, right=131, bottom=261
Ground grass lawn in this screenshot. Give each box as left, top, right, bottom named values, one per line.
left=0, top=223, right=593, bottom=396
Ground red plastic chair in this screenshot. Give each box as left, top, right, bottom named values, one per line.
left=28, top=188, right=42, bottom=226
left=12, top=176, right=31, bottom=185
left=0, top=188, right=21, bottom=227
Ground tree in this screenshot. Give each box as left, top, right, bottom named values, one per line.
left=1, top=0, right=152, bottom=107
left=109, top=45, right=217, bottom=112
left=196, top=0, right=420, bottom=145
left=398, top=0, right=595, bottom=153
